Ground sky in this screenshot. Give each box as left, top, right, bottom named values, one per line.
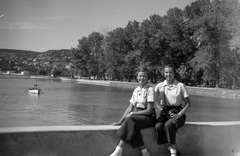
left=0, top=0, right=196, bottom=52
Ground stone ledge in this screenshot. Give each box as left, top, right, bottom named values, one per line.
left=0, top=125, right=120, bottom=134
left=0, top=122, right=240, bottom=156
left=1, top=121, right=240, bottom=134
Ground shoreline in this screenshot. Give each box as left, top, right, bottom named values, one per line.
left=76, top=79, right=240, bottom=98
left=1, top=75, right=240, bottom=98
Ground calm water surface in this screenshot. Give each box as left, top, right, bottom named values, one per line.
left=0, top=75, right=239, bottom=128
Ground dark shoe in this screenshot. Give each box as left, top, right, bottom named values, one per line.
left=176, top=150, right=181, bottom=156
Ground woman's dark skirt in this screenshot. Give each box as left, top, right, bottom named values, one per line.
left=116, top=109, right=155, bottom=148
left=155, top=106, right=186, bottom=145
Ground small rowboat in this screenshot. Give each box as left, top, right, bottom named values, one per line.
left=25, top=84, right=43, bottom=94
left=28, top=89, right=40, bottom=94
left=25, top=88, right=43, bottom=94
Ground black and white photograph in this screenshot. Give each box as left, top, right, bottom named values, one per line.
left=0, top=0, right=240, bottom=156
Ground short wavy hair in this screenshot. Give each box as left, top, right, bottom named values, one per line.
left=164, top=64, right=176, bottom=74
left=136, top=66, right=149, bottom=80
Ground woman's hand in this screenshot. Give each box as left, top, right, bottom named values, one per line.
left=125, top=112, right=133, bottom=118
left=110, top=103, right=134, bottom=126
left=110, top=121, right=121, bottom=126
left=170, top=113, right=180, bottom=120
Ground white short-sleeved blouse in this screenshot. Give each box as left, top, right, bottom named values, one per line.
left=130, top=84, right=154, bottom=109
left=154, top=80, right=189, bottom=106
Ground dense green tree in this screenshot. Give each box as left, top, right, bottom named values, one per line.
left=104, top=27, right=132, bottom=80
left=38, top=69, right=47, bottom=75
left=87, top=32, right=104, bottom=79
left=226, top=0, right=240, bottom=89
left=139, top=15, right=168, bottom=82
left=72, top=37, right=91, bottom=77
left=187, top=0, right=235, bottom=88
left=123, top=21, right=142, bottom=81
left=70, top=0, right=240, bottom=88
left=164, top=7, right=196, bottom=66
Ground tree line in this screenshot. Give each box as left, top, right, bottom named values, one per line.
left=71, top=0, right=240, bottom=89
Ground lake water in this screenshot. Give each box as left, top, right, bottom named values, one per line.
left=0, top=75, right=239, bottom=128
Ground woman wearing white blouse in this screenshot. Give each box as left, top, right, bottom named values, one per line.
left=154, top=64, right=191, bottom=156
left=110, top=67, right=155, bottom=156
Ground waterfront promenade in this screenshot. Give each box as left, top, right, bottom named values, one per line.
left=75, top=79, right=240, bottom=98
left=2, top=74, right=240, bottom=98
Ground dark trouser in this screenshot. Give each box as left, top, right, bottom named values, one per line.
left=155, top=108, right=186, bottom=145
left=116, top=112, right=155, bottom=148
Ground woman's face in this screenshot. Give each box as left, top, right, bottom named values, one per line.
left=137, top=71, right=148, bottom=86
left=164, top=67, right=175, bottom=82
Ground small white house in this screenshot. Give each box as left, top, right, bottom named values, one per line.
left=21, top=71, right=30, bottom=75
left=6, top=71, right=15, bottom=74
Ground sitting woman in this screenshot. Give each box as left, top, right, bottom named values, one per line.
left=154, top=64, right=191, bottom=156
left=110, top=67, right=155, bottom=156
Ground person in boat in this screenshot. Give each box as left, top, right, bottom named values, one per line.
left=110, top=67, right=155, bottom=156
left=154, top=64, right=191, bottom=156
left=28, top=84, right=36, bottom=90
left=33, top=84, right=38, bottom=89
left=29, top=84, right=38, bottom=90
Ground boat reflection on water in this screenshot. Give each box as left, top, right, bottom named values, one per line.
left=28, top=93, right=39, bottom=98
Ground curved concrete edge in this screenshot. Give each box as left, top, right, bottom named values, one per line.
left=1, top=122, right=240, bottom=134
left=186, top=121, right=240, bottom=126
left=0, top=122, right=240, bottom=156
left=0, top=125, right=120, bottom=134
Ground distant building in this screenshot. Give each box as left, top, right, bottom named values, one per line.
left=65, top=63, right=74, bottom=70
left=6, top=71, right=15, bottom=74
left=21, top=71, right=30, bottom=75
left=13, top=66, right=22, bottom=71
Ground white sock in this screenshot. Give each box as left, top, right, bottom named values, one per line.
left=168, top=146, right=171, bottom=151
left=141, top=148, right=150, bottom=156
left=170, top=148, right=176, bottom=154
left=141, top=148, right=148, bottom=153
left=115, top=146, right=123, bottom=152
left=110, top=146, right=123, bottom=156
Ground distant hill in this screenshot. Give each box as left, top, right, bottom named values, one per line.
left=0, top=49, right=40, bottom=60
left=0, top=49, right=40, bottom=55
left=0, top=48, right=77, bottom=72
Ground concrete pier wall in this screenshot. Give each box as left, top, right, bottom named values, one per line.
left=76, top=79, right=111, bottom=86
left=75, top=80, right=240, bottom=98
left=0, top=122, right=240, bottom=156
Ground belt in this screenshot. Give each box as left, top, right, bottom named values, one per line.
left=165, top=105, right=182, bottom=109
left=162, top=105, right=183, bottom=112
left=136, top=107, right=145, bottom=110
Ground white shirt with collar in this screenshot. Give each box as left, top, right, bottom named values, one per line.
left=130, top=84, right=154, bottom=109
left=154, top=79, right=189, bottom=106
